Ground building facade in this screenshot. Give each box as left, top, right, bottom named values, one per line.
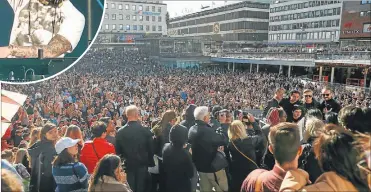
left=168, top=1, right=270, bottom=45
left=340, top=0, right=371, bottom=40
left=268, top=0, right=343, bottom=45
left=99, top=0, right=167, bottom=43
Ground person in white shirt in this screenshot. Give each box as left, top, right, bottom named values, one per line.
left=0, top=0, right=85, bottom=58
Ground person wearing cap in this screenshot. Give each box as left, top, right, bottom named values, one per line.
left=80, top=121, right=116, bottom=174
left=28, top=123, right=59, bottom=192
left=162, top=124, right=194, bottom=192
left=52, top=137, right=89, bottom=192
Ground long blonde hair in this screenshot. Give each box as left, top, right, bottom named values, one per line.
left=28, top=127, right=41, bottom=147
left=303, top=118, right=325, bottom=143
left=228, top=120, right=247, bottom=141
left=14, top=148, right=28, bottom=164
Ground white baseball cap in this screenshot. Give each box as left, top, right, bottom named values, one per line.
left=55, top=137, right=80, bottom=154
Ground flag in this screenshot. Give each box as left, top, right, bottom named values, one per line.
left=1, top=90, right=27, bottom=137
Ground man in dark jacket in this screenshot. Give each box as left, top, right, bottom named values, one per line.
left=263, top=88, right=285, bottom=118
left=115, top=105, right=155, bottom=192
left=179, top=104, right=197, bottom=130
left=302, top=89, right=320, bottom=112
left=279, top=90, right=302, bottom=122
left=210, top=105, right=223, bottom=130
left=319, top=87, right=341, bottom=114
left=188, top=106, right=228, bottom=192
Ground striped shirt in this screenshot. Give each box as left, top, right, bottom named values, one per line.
left=52, top=162, right=89, bottom=192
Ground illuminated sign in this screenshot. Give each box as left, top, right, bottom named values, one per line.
left=213, top=23, right=220, bottom=34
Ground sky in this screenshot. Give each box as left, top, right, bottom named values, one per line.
left=164, top=1, right=243, bottom=18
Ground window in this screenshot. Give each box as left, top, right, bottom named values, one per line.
left=152, top=25, right=156, bottom=31
left=105, top=24, right=109, bottom=30
left=126, top=15, right=130, bottom=20
left=119, top=24, right=123, bottom=30
left=119, top=4, right=122, bottom=10
left=119, top=14, right=123, bottom=20
left=111, top=3, right=115, bottom=9
left=126, top=25, right=130, bottom=30
left=158, top=25, right=162, bottom=31
left=152, top=6, right=155, bottom=12
left=112, top=24, right=116, bottom=30
left=146, top=25, right=150, bottom=31
left=132, top=5, right=136, bottom=10
left=133, top=25, right=137, bottom=30
left=133, top=15, right=137, bottom=21
left=112, top=14, right=116, bottom=20
left=158, top=7, right=161, bottom=12
left=125, top=4, right=129, bottom=10
left=139, top=15, right=143, bottom=21
left=139, top=5, right=143, bottom=11
left=158, top=16, right=162, bottom=22
left=146, top=16, right=149, bottom=21
left=152, top=16, right=156, bottom=21
left=104, top=14, right=108, bottom=19
left=146, top=6, right=149, bottom=11
left=139, top=25, right=143, bottom=30
left=105, top=3, right=108, bottom=9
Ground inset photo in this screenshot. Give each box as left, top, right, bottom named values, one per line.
left=0, top=0, right=105, bottom=83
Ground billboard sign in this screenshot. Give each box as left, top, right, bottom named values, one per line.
left=363, top=23, right=371, bottom=33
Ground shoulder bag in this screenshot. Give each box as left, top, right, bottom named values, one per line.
left=211, top=150, right=228, bottom=172
left=232, top=140, right=259, bottom=168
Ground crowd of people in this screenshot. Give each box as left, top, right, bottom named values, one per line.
left=1, top=48, right=371, bottom=192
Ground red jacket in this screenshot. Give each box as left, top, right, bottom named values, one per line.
left=80, top=138, right=116, bottom=173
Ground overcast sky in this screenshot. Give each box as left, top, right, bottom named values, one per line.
left=164, top=1, right=242, bottom=18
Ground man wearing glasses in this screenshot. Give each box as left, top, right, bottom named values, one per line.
left=319, top=87, right=341, bottom=114
left=302, top=89, right=320, bottom=111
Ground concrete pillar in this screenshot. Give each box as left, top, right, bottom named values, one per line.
left=319, top=66, right=323, bottom=81
left=257, top=64, right=259, bottom=73
left=331, top=67, right=335, bottom=83
left=288, top=65, right=291, bottom=77
left=347, top=68, right=352, bottom=78
left=228, top=63, right=230, bottom=70
left=279, top=65, right=283, bottom=74
left=250, top=64, right=253, bottom=73
left=232, top=62, right=235, bottom=72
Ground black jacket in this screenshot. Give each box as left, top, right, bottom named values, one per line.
left=162, top=143, right=194, bottom=192
left=153, top=123, right=172, bottom=157
left=188, top=120, right=225, bottom=173
left=263, top=98, right=279, bottom=118
left=279, top=98, right=302, bottom=122
left=210, top=117, right=221, bottom=130
left=115, top=121, right=155, bottom=171
left=303, top=99, right=320, bottom=111
left=299, top=137, right=323, bottom=182
left=227, top=124, right=265, bottom=192
left=28, top=140, right=57, bottom=192
left=319, top=98, right=341, bottom=114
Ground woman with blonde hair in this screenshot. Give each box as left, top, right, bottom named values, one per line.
left=64, top=125, right=84, bottom=160
left=28, top=127, right=41, bottom=148
left=227, top=120, right=265, bottom=192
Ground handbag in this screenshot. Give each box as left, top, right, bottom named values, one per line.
left=211, top=150, right=228, bottom=172
left=232, top=140, right=259, bottom=168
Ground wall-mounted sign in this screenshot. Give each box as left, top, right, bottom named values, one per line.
left=213, top=23, right=220, bottom=34
left=363, top=23, right=371, bottom=33
left=142, top=11, right=161, bottom=16
left=342, top=30, right=361, bottom=34
left=233, top=29, right=257, bottom=33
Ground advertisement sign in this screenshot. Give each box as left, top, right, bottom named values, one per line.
left=142, top=11, right=161, bottom=16
left=363, top=23, right=371, bottom=33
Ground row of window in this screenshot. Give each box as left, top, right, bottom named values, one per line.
left=270, top=7, right=341, bottom=22
left=105, top=3, right=162, bottom=12
left=270, top=1, right=342, bottom=13
left=269, top=19, right=340, bottom=31
left=360, top=10, right=371, bottom=17
left=103, top=24, right=162, bottom=32
left=105, top=14, right=162, bottom=22
left=169, top=10, right=269, bottom=29
left=269, top=31, right=340, bottom=41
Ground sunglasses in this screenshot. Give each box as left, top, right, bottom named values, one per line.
left=322, top=94, right=330, bottom=97
left=304, top=95, right=312, bottom=98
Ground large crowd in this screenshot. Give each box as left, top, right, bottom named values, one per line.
left=1, top=48, right=371, bottom=192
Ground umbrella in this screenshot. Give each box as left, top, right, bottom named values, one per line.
left=1, top=90, right=28, bottom=137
